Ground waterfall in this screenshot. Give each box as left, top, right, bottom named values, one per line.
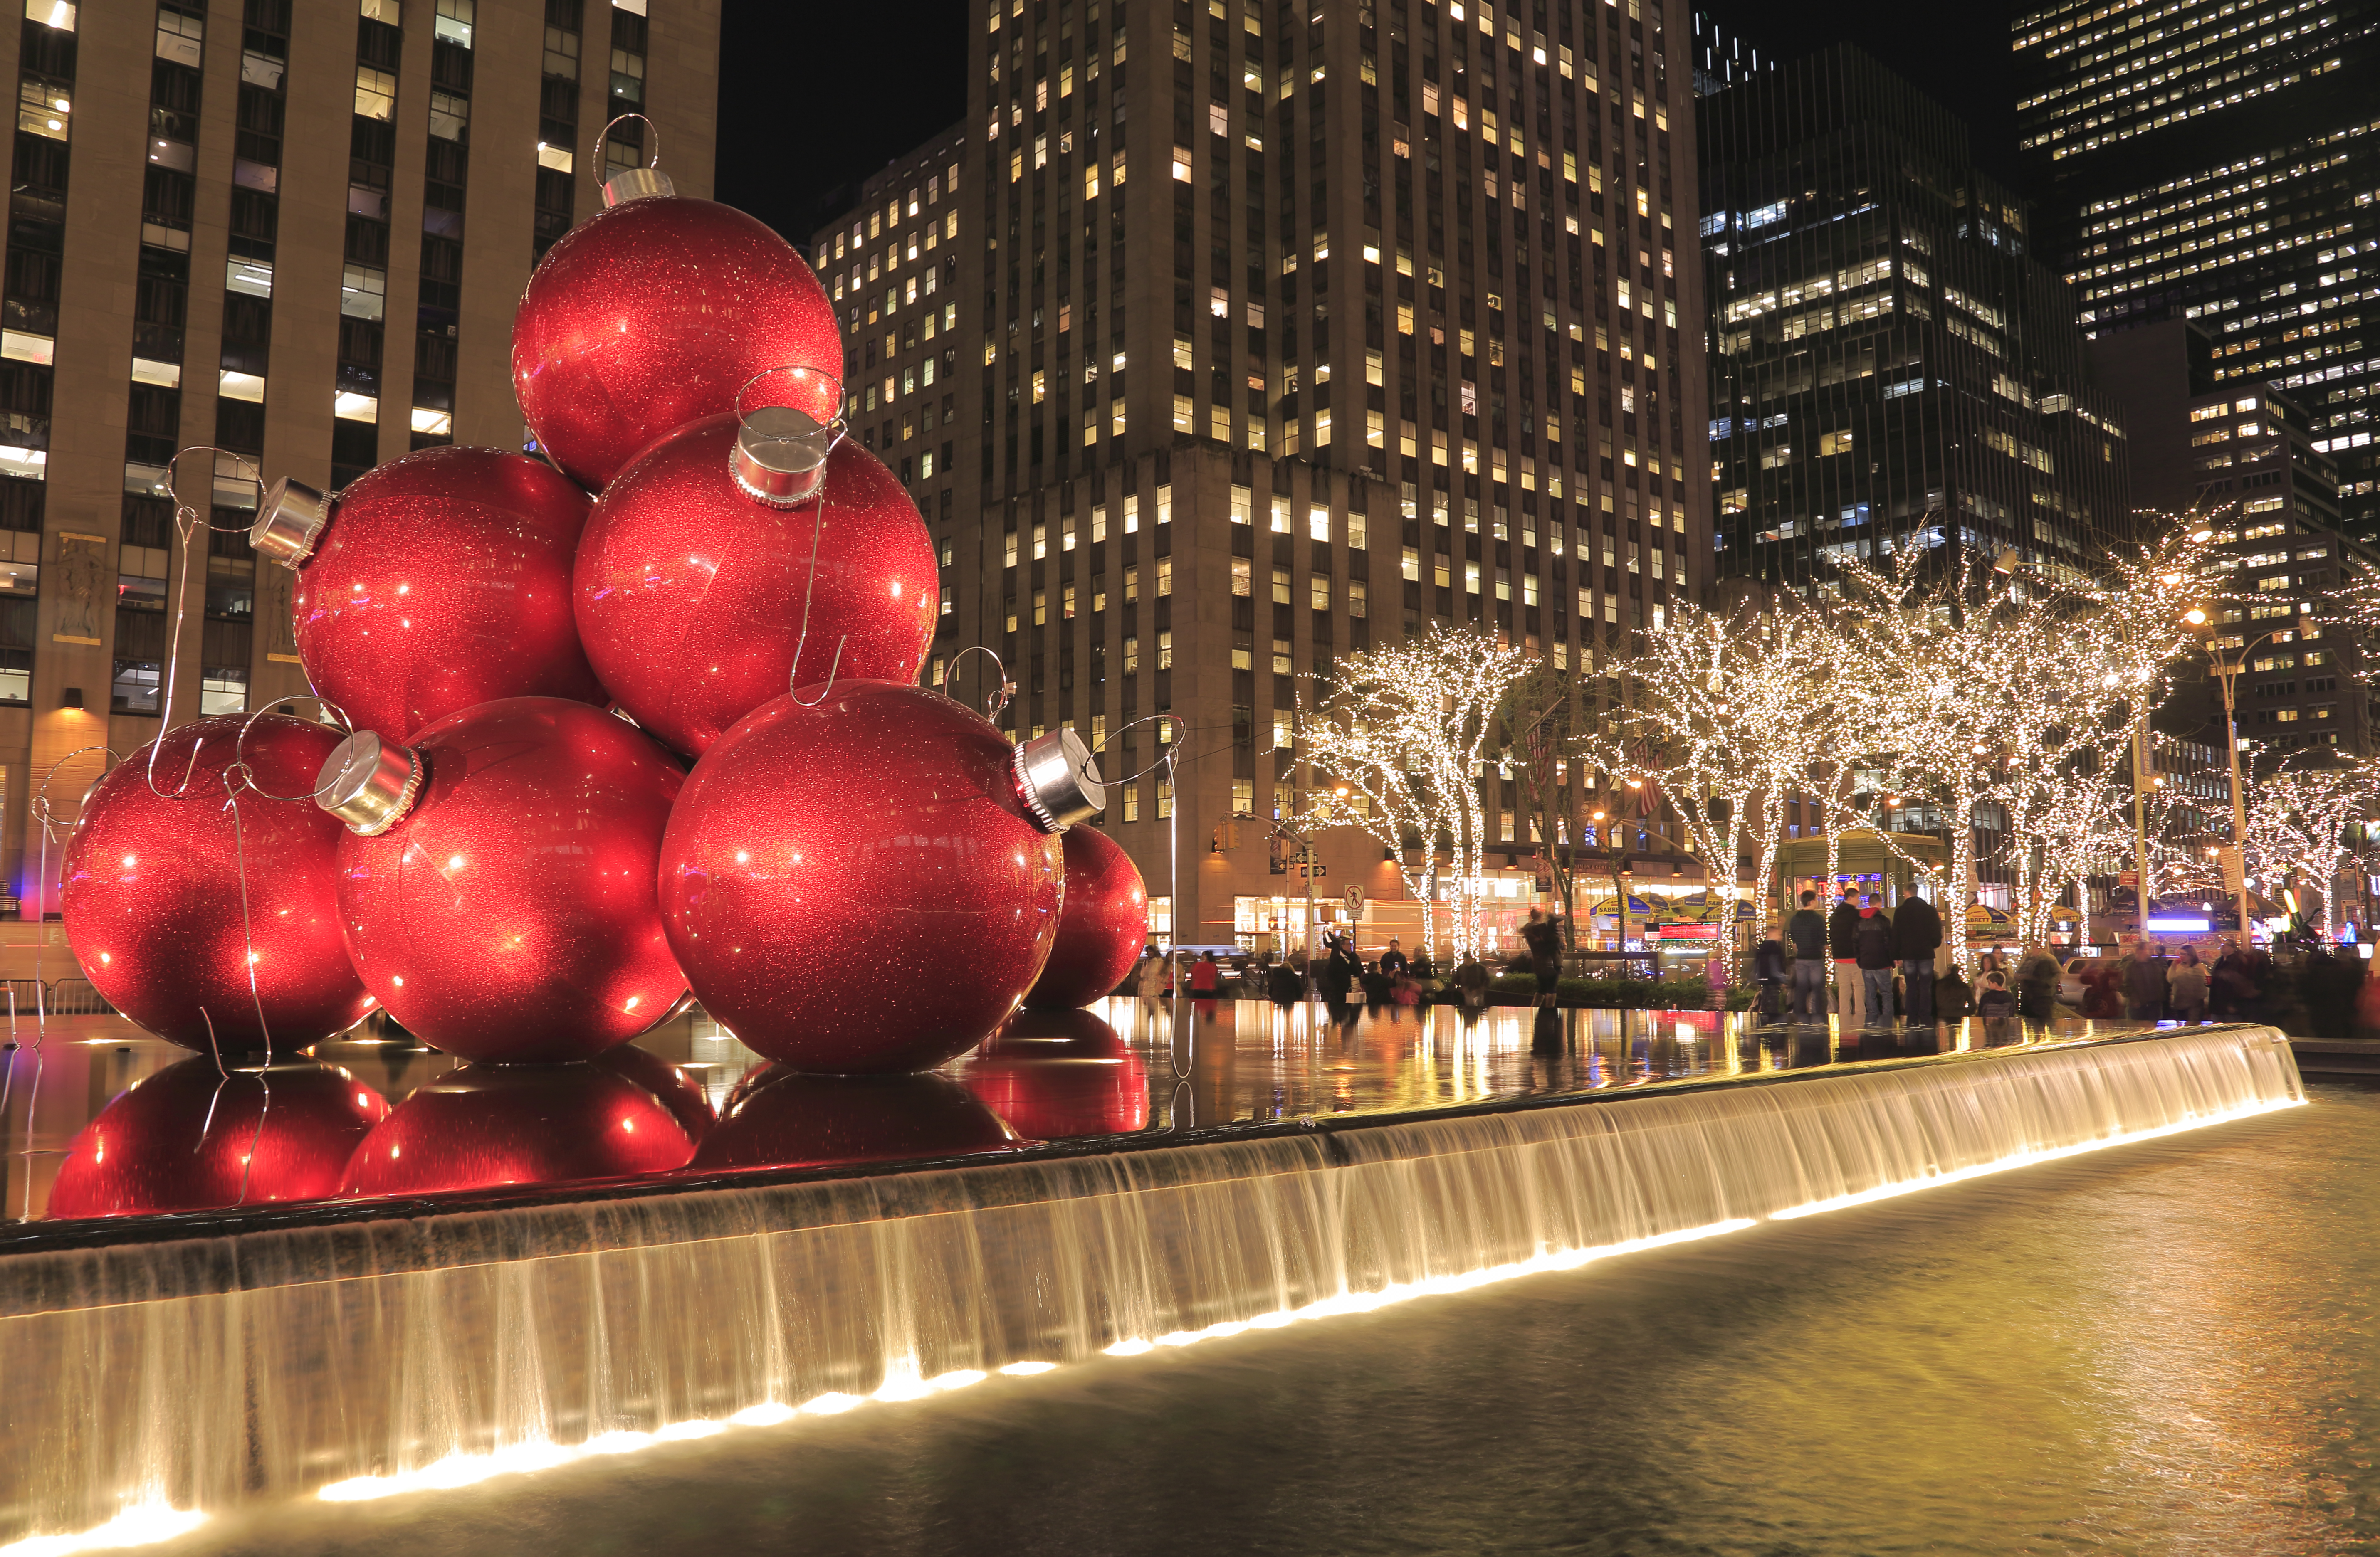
left=0, top=1025, right=2303, bottom=1544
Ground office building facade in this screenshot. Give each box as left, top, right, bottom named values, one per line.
left=816, top=0, right=1710, bottom=954
left=0, top=0, right=717, bottom=913
left=1701, top=47, right=2131, bottom=592
left=2092, top=318, right=2372, bottom=762
left=2014, top=0, right=2380, bottom=543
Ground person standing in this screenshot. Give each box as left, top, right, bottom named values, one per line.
left=1378, top=938, right=1410, bottom=978
left=2124, top=939, right=2172, bottom=1022
left=1829, top=886, right=1866, bottom=1028
left=1753, top=922, right=1789, bottom=1021
left=1321, top=935, right=1359, bottom=1006
left=1521, top=908, right=1563, bottom=1008
left=1189, top=950, right=1221, bottom=999
left=2017, top=945, right=2061, bottom=1024
left=2167, top=945, right=2209, bottom=1023
left=1854, top=894, right=1896, bottom=1029
left=1891, top=891, right=1943, bottom=1031
left=1785, top=889, right=1829, bottom=1019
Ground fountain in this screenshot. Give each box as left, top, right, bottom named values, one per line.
left=0, top=1019, right=2303, bottom=1546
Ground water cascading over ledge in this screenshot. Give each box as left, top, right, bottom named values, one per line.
left=0, top=1024, right=2304, bottom=1543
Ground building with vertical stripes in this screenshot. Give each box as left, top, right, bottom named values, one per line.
left=816, top=0, right=1710, bottom=956
left=0, top=0, right=716, bottom=916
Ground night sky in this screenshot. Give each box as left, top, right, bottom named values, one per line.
left=713, top=0, right=2028, bottom=239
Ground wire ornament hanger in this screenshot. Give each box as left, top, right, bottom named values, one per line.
left=729, top=367, right=852, bottom=709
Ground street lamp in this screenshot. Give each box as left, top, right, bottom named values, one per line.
left=2192, top=606, right=2304, bottom=944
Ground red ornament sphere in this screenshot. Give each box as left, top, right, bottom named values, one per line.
left=511, top=194, right=841, bottom=490
left=689, top=1069, right=1017, bottom=1175
left=660, top=680, right=1064, bottom=1073
left=574, top=421, right=937, bottom=759
left=62, top=715, right=376, bottom=1054
left=592, top=1039, right=717, bottom=1146
left=960, top=1009, right=1149, bottom=1140
left=342, top=1061, right=693, bottom=1198
left=1024, top=824, right=1151, bottom=1009
left=48, top=1057, right=388, bottom=1219
left=334, top=697, right=686, bottom=1063
left=287, top=446, right=605, bottom=743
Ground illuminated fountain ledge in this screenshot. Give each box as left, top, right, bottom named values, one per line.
left=0, top=1023, right=2305, bottom=1555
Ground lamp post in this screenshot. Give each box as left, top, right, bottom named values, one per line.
left=2189, top=604, right=2299, bottom=944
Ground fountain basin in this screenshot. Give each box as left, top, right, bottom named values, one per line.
left=0, top=1022, right=2304, bottom=1545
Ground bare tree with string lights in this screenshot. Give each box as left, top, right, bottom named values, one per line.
left=1301, top=624, right=1530, bottom=962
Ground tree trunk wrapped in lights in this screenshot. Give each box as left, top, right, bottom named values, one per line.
left=1301, top=625, right=1530, bottom=962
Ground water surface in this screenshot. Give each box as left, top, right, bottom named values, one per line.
left=161, top=1084, right=2376, bottom=1557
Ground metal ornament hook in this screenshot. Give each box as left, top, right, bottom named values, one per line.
left=730, top=365, right=847, bottom=508
left=148, top=448, right=262, bottom=797
left=944, top=645, right=1014, bottom=723
left=593, top=112, right=672, bottom=205
left=228, top=696, right=355, bottom=804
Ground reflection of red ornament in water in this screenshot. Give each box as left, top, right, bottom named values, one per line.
left=342, top=1061, right=693, bottom=1198
left=960, top=1009, right=1148, bottom=1140
left=573, top=425, right=937, bottom=759
left=265, top=447, right=605, bottom=744
left=592, top=1040, right=717, bottom=1146
left=327, top=697, right=686, bottom=1064
left=61, top=714, right=375, bottom=1054
left=1024, top=825, right=1150, bottom=1009
left=48, top=1057, right=387, bottom=1219
left=660, top=682, right=1065, bottom=1073
left=689, top=1069, right=1016, bottom=1175
left=511, top=191, right=842, bottom=491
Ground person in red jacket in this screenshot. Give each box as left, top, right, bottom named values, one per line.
left=1188, top=951, right=1221, bottom=999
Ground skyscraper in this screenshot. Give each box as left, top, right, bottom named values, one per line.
left=2014, top=0, right=2380, bottom=541
left=1700, top=46, right=2131, bottom=592
left=816, top=0, right=1709, bottom=955
left=0, top=0, right=717, bottom=915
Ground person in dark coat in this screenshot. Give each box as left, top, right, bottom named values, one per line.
left=2124, top=939, right=2171, bottom=1022
left=2017, top=947, right=2060, bottom=1024
left=1752, top=924, right=1789, bottom=1021
left=1891, top=893, right=1943, bottom=1030
left=1520, top=909, right=1563, bottom=1006
left=1853, top=896, right=1896, bottom=1028
left=1378, top=938, right=1410, bottom=978
left=1785, top=890, right=1829, bottom=1020
left=1829, top=887, right=1866, bottom=1028
left=1320, top=935, right=1359, bottom=1007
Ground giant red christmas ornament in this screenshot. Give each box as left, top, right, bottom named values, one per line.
left=510, top=163, right=841, bottom=491
left=660, top=681, right=1104, bottom=1072
left=593, top=1040, right=717, bottom=1146
left=690, top=1069, right=1017, bottom=1175
left=62, top=714, right=376, bottom=1054
left=1024, top=824, right=1151, bottom=1009
left=960, top=1009, right=1149, bottom=1140
left=252, top=445, right=604, bottom=744
left=48, top=1057, right=387, bottom=1219
left=342, top=1061, right=693, bottom=1198
left=315, top=696, right=685, bottom=1063
left=574, top=418, right=937, bottom=758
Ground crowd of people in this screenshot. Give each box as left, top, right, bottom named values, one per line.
left=1126, top=908, right=1577, bottom=1013
left=1125, top=885, right=2313, bottom=1040
left=1755, top=882, right=2281, bottom=1037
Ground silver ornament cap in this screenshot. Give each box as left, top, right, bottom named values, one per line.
left=1013, top=728, right=1104, bottom=833
left=730, top=405, right=832, bottom=508
left=251, top=478, right=331, bottom=569
left=602, top=165, right=675, bottom=207
left=314, top=730, right=423, bottom=836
